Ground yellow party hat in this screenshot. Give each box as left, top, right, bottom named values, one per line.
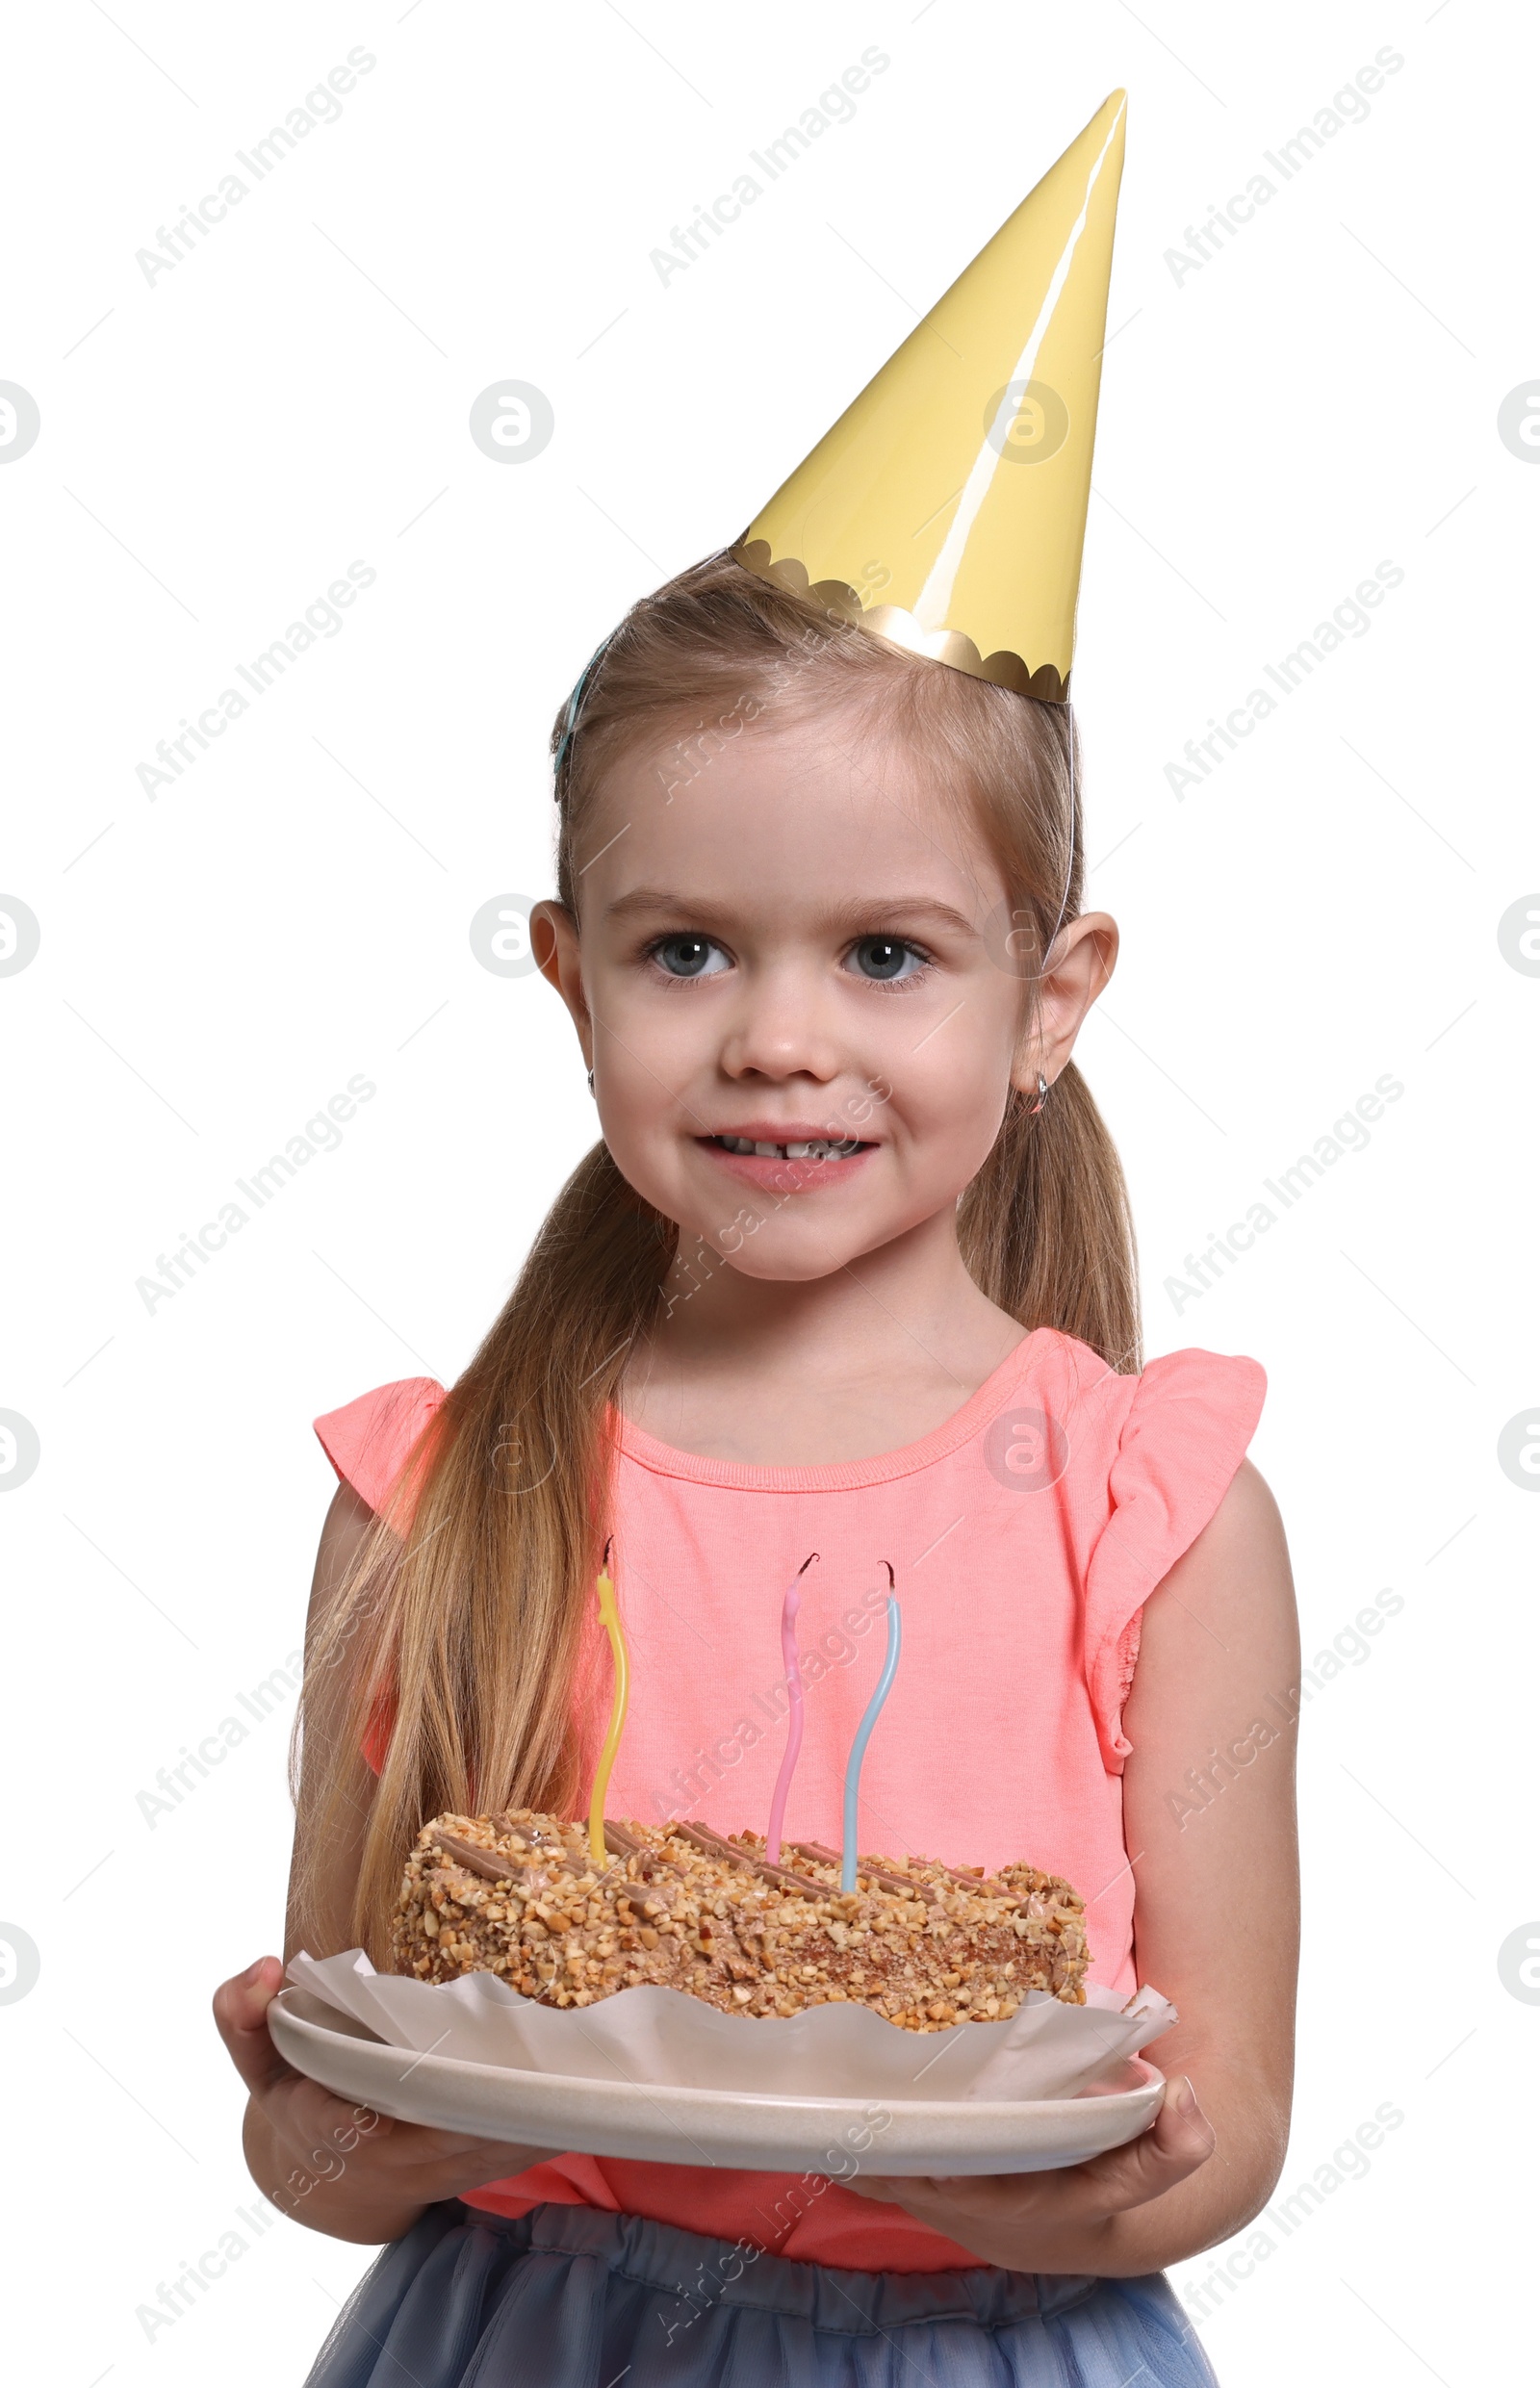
left=732, top=90, right=1127, bottom=703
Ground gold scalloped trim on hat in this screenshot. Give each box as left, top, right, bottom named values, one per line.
left=731, top=539, right=1069, bottom=705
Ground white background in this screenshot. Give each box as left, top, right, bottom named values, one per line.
left=3, top=2, right=1535, bottom=2380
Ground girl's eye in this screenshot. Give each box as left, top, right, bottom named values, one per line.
left=846, top=937, right=928, bottom=984
left=650, top=934, right=730, bottom=980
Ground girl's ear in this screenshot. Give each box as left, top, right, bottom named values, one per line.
left=529, top=901, right=592, bottom=1068
left=1010, top=910, right=1119, bottom=1093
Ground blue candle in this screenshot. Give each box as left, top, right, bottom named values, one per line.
left=841, top=1588, right=901, bottom=1893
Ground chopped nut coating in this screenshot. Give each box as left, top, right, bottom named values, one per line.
left=392, top=1811, right=1091, bottom=2029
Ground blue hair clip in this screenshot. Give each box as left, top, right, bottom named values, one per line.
left=552, top=632, right=614, bottom=789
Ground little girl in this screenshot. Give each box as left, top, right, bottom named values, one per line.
left=215, top=95, right=1299, bottom=2388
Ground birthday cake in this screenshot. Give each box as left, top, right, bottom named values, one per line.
left=393, top=1810, right=1090, bottom=2029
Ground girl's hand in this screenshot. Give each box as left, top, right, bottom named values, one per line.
left=855, top=1458, right=1298, bottom=2281
left=214, top=1956, right=558, bottom=2245
left=842, top=2074, right=1217, bottom=2275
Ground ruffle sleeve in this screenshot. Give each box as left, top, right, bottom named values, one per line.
left=313, top=1378, right=449, bottom=1776
left=314, top=1376, right=448, bottom=1528
left=1083, top=1348, right=1267, bottom=1772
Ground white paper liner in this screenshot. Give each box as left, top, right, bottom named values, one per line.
left=287, top=1949, right=1176, bottom=2104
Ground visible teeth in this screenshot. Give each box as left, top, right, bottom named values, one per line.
left=713, top=1135, right=861, bottom=1160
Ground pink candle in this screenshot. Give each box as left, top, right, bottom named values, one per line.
left=764, top=1553, right=818, bottom=1865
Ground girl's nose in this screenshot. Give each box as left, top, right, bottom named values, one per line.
left=718, top=969, right=843, bottom=1085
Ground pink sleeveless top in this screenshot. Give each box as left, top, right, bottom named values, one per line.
left=314, top=1328, right=1264, bottom=2272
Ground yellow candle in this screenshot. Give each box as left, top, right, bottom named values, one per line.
left=587, top=1554, right=630, bottom=1864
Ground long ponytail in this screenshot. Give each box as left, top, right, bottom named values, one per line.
left=293, top=550, right=1140, bottom=1962
left=960, top=1064, right=1140, bottom=1374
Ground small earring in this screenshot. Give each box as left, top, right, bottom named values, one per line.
left=1027, top=1072, right=1050, bottom=1115
left=586, top=1067, right=595, bottom=1097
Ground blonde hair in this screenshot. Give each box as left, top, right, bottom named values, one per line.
left=293, top=552, right=1140, bottom=1960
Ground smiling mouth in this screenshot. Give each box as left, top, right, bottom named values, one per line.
left=706, top=1135, right=866, bottom=1161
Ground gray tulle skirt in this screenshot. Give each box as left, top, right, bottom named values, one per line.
left=303, top=2198, right=1219, bottom=2386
